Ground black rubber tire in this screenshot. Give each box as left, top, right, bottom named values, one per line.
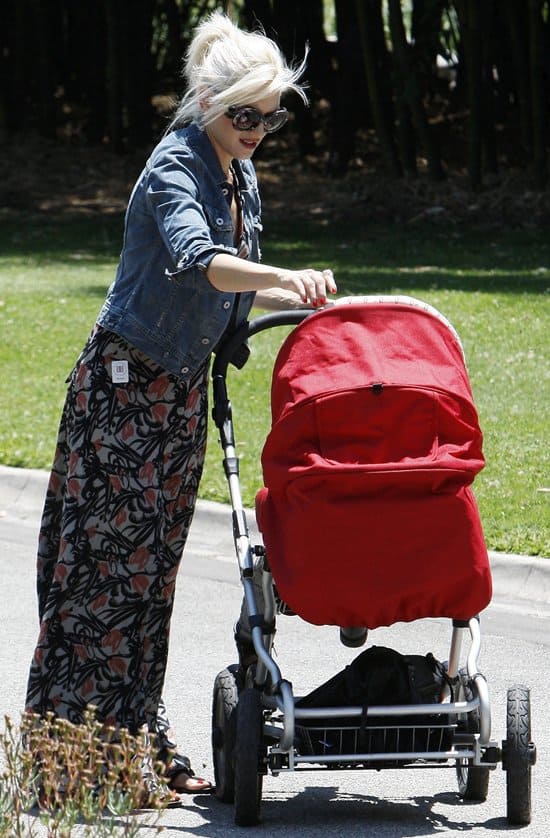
left=234, top=687, right=264, bottom=826
left=455, top=671, right=490, bottom=801
left=505, top=685, right=533, bottom=825
left=211, top=665, right=240, bottom=803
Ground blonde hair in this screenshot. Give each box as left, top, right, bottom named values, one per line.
left=168, top=11, right=308, bottom=130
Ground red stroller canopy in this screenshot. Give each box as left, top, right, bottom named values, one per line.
left=256, top=299, right=492, bottom=629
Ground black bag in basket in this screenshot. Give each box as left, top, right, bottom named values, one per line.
left=296, top=646, right=453, bottom=757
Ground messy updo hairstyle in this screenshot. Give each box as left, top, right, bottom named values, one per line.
left=167, top=11, right=308, bottom=130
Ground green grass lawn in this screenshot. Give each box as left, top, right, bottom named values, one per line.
left=0, top=214, right=548, bottom=556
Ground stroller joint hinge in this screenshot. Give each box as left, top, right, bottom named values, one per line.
left=481, top=745, right=501, bottom=766
left=249, top=615, right=275, bottom=634
left=232, top=509, right=248, bottom=539
left=224, top=456, right=239, bottom=477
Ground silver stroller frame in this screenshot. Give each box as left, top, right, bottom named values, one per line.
left=210, top=311, right=536, bottom=827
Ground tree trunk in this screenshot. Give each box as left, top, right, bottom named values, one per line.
left=528, top=0, right=548, bottom=186
left=454, top=0, right=483, bottom=189
left=355, top=0, right=402, bottom=177
left=480, top=0, right=498, bottom=174
left=411, top=0, right=447, bottom=77
left=67, top=1, right=107, bottom=144
left=124, top=0, right=153, bottom=147
left=30, top=0, right=57, bottom=138
left=388, top=0, right=444, bottom=180
left=105, top=0, right=124, bottom=151
left=271, top=0, right=329, bottom=156
left=326, top=0, right=369, bottom=175
left=503, top=0, right=532, bottom=156
left=395, top=98, right=417, bottom=176
left=0, top=1, right=21, bottom=134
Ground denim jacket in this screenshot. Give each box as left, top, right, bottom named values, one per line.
left=97, top=123, right=260, bottom=379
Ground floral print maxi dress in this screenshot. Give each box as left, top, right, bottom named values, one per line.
left=25, top=327, right=209, bottom=740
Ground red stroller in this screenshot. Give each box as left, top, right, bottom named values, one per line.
left=210, top=296, right=536, bottom=826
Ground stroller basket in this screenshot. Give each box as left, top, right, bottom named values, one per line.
left=297, top=719, right=455, bottom=762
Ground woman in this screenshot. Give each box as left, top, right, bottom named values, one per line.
left=25, top=11, right=336, bottom=800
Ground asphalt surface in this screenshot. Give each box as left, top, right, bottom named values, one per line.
left=1, top=464, right=549, bottom=837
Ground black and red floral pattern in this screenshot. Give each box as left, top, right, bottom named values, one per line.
left=26, top=327, right=208, bottom=741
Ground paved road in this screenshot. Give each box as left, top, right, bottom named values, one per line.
left=1, top=465, right=549, bottom=836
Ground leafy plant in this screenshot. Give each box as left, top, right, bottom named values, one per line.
left=0, top=710, right=168, bottom=837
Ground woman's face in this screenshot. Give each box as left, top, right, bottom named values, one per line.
left=205, top=93, right=281, bottom=173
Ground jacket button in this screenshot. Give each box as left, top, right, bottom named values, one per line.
left=201, top=337, right=210, bottom=345
left=216, top=218, right=224, bottom=226
left=181, top=366, right=189, bottom=374
left=223, top=301, right=231, bottom=309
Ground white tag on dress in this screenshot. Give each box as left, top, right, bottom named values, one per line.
left=111, top=360, right=129, bottom=384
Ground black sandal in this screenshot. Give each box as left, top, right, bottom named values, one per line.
left=163, top=753, right=213, bottom=794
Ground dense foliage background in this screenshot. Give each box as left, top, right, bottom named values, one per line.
left=1, top=0, right=549, bottom=191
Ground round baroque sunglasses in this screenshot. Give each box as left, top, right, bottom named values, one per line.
left=225, top=105, right=288, bottom=134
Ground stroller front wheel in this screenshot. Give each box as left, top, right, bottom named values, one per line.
left=234, top=687, right=265, bottom=826
left=212, top=665, right=240, bottom=803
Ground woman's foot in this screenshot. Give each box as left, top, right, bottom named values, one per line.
left=165, top=753, right=213, bottom=794
left=168, top=770, right=212, bottom=794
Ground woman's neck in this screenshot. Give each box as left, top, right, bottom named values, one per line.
left=204, top=127, right=233, bottom=179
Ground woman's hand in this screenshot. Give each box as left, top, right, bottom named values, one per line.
left=275, top=267, right=337, bottom=307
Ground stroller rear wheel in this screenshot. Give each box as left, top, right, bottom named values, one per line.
left=455, top=671, right=490, bottom=801
left=503, top=684, right=536, bottom=825
left=234, top=687, right=265, bottom=826
left=212, top=665, right=240, bottom=803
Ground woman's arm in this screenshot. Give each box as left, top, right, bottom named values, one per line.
left=206, top=252, right=336, bottom=308
left=253, top=287, right=307, bottom=310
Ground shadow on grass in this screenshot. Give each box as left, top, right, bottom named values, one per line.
left=266, top=220, right=550, bottom=296
left=0, top=213, right=124, bottom=261
left=327, top=269, right=549, bottom=296
left=1, top=212, right=549, bottom=295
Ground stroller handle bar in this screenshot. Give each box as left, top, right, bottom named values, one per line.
left=211, top=310, right=314, bottom=703
left=212, top=309, right=311, bottom=380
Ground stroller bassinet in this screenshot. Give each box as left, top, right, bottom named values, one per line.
left=255, top=297, right=492, bottom=628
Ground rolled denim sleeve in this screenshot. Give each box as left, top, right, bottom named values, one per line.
left=145, top=147, right=237, bottom=276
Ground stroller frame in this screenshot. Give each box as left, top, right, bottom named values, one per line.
left=210, top=307, right=536, bottom=827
